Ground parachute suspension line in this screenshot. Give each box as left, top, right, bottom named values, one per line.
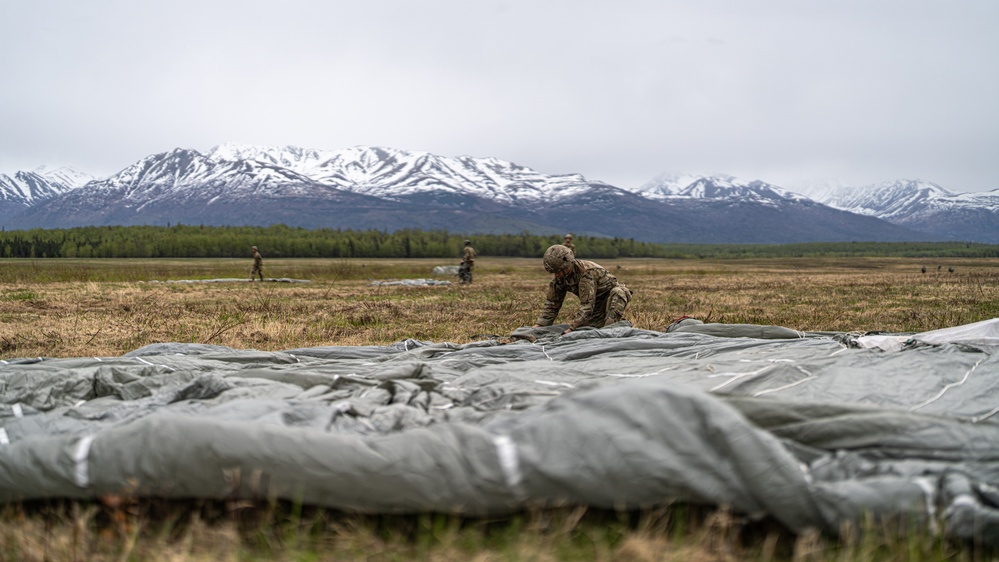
left=909, top=356, right=985, bottom=412
left=708, top=365, right=774, bottom=392
left=972, top=405, right=999, bottom=423
left=752, top=366, right=816, bottom=396
left=530, top=341, right=554, bottom=361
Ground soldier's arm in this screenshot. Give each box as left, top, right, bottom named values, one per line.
left=535, top=282, right=567, bottom=326
left=569, top=272, right=598, bottom=329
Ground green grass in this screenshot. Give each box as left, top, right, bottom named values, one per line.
left=2, top=499, right=991, bottom=561
left=1, top=289, right=38, bottom=301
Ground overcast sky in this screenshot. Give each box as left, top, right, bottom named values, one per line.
left=2, top=0, right=997, bottom=193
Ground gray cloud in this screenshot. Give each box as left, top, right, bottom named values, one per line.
left=1, top=0, right=997, bottom=192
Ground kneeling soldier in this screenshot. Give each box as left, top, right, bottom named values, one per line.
left=534, top=244, right=631, bottom=333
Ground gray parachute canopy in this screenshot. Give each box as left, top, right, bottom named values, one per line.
left=2, top=318, right=999, bottom=544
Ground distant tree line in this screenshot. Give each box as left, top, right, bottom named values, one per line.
left=0, top=225, right=997, bottom=259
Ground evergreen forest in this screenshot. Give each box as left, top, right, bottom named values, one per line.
left=1, top=224, right=998, bottom=260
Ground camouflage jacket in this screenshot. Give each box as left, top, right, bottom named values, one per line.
left=462, top=246, right=476, bottom=264
left=253, top=251, right=262, bottom=266
left=563, top=241, right=576, bottom=256
left=536, top=259, right=619, bottom=329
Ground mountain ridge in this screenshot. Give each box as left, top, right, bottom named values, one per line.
left=810, top=179, right=999, bottom=243
left=2, top=145, right=994, bottom=243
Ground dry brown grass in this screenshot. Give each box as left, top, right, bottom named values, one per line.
left=1, top=256, right=997, bottom=359
left=1, top=256, right=997, bottom=560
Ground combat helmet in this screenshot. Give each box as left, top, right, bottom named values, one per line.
left=543, top=244, right=575, bottom=273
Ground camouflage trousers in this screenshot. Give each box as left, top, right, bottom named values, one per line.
left=458, top=261, right=473, bottom=284
left=589, top=284, right=632, bottom=327
left=250, top=264, right=263, bottom=281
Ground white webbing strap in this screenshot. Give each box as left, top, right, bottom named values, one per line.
left=492, top=434, right=527, bottom=502
left=71, top=435, right=95, bottom=488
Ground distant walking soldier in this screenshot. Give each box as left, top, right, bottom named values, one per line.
left=459, top=240, right=476, bottom=284
left=534, top=244, right=631, bottom=333
left=563, top=233, right=576, bottom=257
left=250, top=246, right=264, bottom=282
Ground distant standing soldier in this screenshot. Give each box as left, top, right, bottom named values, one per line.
left=534, top=244, right=631, bottom=333
left=250, top=246, right=264, bottom=282
left=563, top=233, right=577, bottom=257
left=459, top=240, right=476, bottom=284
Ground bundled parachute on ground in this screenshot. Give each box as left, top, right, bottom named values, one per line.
left=1, top=318, right=998, bottom=545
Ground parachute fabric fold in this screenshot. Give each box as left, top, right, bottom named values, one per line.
left=1, top=318, right=998, bottom=544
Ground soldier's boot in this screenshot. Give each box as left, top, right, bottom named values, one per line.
left=604, top=286, right=632, bottom=325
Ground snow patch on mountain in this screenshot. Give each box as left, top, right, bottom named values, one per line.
left=814, top=179, right=959, bottom=219
left=630, top=172, right=810, bottom=207
left=629, top=172, right=705, bottom=198
left=33, top=166, right=94, bottom=189
left=97, top=147, right=325, bottom=202
left=0, top=168, right=88, bottom=205
left=783, top=179, right=857, bottom=202
left=205, top=144, right=600, bottom=203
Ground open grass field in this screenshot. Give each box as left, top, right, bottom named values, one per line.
left=1, top=256, right=998, bottom=560
left=2, top=256, right=998, bottom=359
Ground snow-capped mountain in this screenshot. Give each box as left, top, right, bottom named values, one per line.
left=93, top=148, right=329, bottom=201
left=8, top=147, right=413, bottom=231
left=633, top=173, right=812, bottom=206
left=0, top=167, right=90, bottom=205
left=816, top=180, right=954, bottom=219
left=812, top=180, right=999, bottom=242
left=204, top=144, right=605, bottom=204
left=0, top=166, right=93, bottom=222
left=0, top=145, right=940, bottom=243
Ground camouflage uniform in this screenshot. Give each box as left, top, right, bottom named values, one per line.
left=250, top=247, right=263, bottom=281
left=536, top=259, right=631, bottom=329
left=563, top=234, right=576, bottom=256
left=563, top=240, right=577, bottom=256
left=460, top=243, right=476, bottom=284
